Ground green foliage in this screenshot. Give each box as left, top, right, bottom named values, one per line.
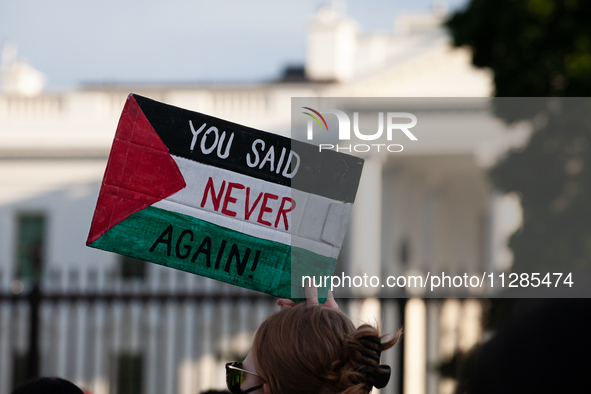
left=447, top=1, right=591, bottom=272
left=492, top=99, right=591, bottom=272
left=446, top=0, right=591, bottom=97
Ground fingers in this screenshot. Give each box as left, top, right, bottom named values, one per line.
left=277, top=299, right=296, bottom=310
left=277, top=289, right=339, bottom=310
left=309, top=287, right=339, bottom=310
left=304, top=285, right=319, bottom=304
left=324, top=290, right=339, bottom=310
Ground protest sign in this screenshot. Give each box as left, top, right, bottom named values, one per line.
left=87, top=94, right=363, bottom=299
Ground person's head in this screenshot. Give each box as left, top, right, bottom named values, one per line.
left=455, top=299, right=591, bottom=394
left=11, top=377, right=85, bottom=394
left=231, top=303, right=400, bottom=394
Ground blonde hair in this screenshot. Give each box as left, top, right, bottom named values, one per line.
left=252, top=303, right=401, bottom=394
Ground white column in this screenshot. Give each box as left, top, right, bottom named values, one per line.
left=426, top=301, right=441, bottom=394
left=458, top=300, right=482, bottom=352
left=485, top=191, right=522, bottom=295
left=403, top=298, right=426, bottom=394
left=357, top=297, right=381, bottom=326
left=350, top=154, right=384, bottom=296
left=438, top=299, right=461, bottom=394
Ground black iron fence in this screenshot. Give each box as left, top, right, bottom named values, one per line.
left=0, top=267, right=411, bottom=394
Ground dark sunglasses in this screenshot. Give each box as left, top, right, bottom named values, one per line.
left=225, top=361, right=264, bottom=394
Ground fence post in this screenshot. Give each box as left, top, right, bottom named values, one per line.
left=398, top=297, right=407, bottom=394
left=26, top=281, right=41, bottom=380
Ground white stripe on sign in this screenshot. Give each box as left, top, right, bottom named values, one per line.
left=169, top=155, right=353, bottom=247
left=150, top=156, right=353, bottom=258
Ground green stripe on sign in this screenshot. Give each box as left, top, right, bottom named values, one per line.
left=89, top=205, right=335, bottom=299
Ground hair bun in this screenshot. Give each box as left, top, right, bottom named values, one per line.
left=372, top=365, right=391, bottom=389
left=356, top=335, right=393, bottom=392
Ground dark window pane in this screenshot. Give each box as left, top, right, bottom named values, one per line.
left=116, top=354, right=143, bottom=394
left=17, top=215, right=45, bottom=279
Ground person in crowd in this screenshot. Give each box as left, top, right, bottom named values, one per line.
left=455, top=299, right=591, bottom=394
left=226, top=291, right=401, bottom=394
left=11, top=377, right=85, bottom=394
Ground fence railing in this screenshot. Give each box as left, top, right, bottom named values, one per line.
left=0, top=267, right=410, bottom=394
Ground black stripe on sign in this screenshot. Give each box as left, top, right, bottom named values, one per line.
left=132, top=94, right=364, bottom=203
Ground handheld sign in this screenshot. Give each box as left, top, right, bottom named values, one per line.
left=87, top=94, right=363, bottom=299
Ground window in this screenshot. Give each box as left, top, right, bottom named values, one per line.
left=119, top=255, right=146, bottom=280
left=16, top=214, right=45, bottom=279
left=12, top=352, right=28, bottom=390
left=116, top=354, right=143, bottom=394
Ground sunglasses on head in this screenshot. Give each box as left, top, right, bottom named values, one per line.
left=225, top=361, right=264, bottom=394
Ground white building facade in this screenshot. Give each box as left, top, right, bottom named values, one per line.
left=0, top=7, right=527, bottom=394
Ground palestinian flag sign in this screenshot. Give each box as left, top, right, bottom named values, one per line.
left=87, top=94, right=363, bottom=299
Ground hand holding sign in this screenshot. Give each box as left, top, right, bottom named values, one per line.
left=277, top=288, right=339, bottom=310
left=87, top=94, right=363, bottom=299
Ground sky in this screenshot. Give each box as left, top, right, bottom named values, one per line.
left=0, top=0, right=469, bottom=89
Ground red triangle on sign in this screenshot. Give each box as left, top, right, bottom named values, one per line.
left=86, top=94, right=186, bottom=245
